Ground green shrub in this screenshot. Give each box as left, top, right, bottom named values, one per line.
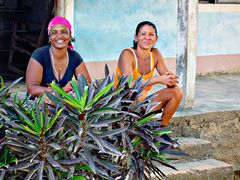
left=0, top=67, right=180, bottom=180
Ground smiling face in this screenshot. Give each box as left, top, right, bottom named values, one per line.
left=134, top=24, right=158, bottom=50
left=49, top=24, right=71, bottom=49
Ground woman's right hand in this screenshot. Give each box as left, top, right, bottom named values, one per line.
left=62, top=82, right=73, bottom=93
left=160, top=74, right=172, bottom=86
left=165, top=71, right=179, bottom=87
left=159, top=72, right=179, bottom=87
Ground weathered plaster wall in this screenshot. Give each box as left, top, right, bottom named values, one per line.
left=70, top=1, right=240, bottom=79
left=73, top=1, right=240, bottom=61
left=73, top=0, right=177, bottom=61
left=198, top=6, right=240, bottom=56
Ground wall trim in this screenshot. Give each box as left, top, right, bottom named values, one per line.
left=65, top=0, right=74, bottom=35
left=85, top=54, right=240, bottom=80
left=199, top=4, right=240, bottom=13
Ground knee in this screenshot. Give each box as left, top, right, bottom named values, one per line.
left=170, top=85, right=183, bottom=101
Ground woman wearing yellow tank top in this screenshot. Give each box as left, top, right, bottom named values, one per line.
left=114, top=21, right=183, bottom=126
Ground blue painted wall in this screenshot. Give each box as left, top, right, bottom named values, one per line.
left=74, top=1, right=240, bottom=62
left=198, top=12, right=240, bottom=55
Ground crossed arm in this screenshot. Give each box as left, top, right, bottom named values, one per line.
left=118, top=48, right=179, bottom=88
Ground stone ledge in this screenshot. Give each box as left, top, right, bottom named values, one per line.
left=173, top=137, right=213, bottom=161
left=154, top=159, right=233, bottom=180
left=169, top=110, right=240, bottom=169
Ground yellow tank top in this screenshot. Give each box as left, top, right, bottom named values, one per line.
left=114, top=48, right=155, bottom=91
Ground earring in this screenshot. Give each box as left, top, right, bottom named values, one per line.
left=134, top=40, right=138, bottom=45
left=48, top=39, right=51, bottom=43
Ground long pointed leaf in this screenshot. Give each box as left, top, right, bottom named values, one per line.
left=128, top=129, right=159, bottom=153
left=47, top=165, right=55, bottom=180
left=80, top=86, right=89, bottom=109
left=83, top=146, right=96, bottom=174
left=20, top=124, right=39, bottom=135
left=63, top=99, right=82, bottom=110
left=98, top=126, right=129, bottom=138
left=50, top=82, right=80, bottom=106
left=0, top=77, right=23, bottom=95
left=86, top=83, right=95, bottom=105
left=86, top=82, right=114, bottom=109
left=38, top=161, right=44, bottom=180
left=46, top=108, right=64, bottom=132
left=89, top=115, right=125, bottom=128
left=0, top=170, right=6, bottom=180
left=8, top=160, right=38, bottom=171
left=77, top=74, right=87, bottom=97
left=88, top=131, right=105, bottom=152
left=116, top=75, right=128, bottom=88
left=104, top=96, right=122, bottom=108
left=71, top=77, right=81, bottom=102
left=90, top=107, right=121, bottom=116
left=34, top=101, right=43, bottom=130
left=100, top=139, right=122, bottom=156
left=136, top=114, right=156, bottom=126
left=30, top=103, right=40, bottom=133
left=95, top=86, right=125, bottom=106
left=13, top=105, right=37, bottom=132
left=151, top=158, right=178, bottom=171
left=94, top=158, right=120, bottom=173
left=95, top=165, right=108, bottom=177
left=46, top=154, right=68, bottom=172
left=59, top=157, right=84, bottom=165
left=95, top=76, right=109, bottom=94
left=48, top=143, right=63, bottom=150
left=104, top=64, right=110, bottom=77
left=5, top=121, right=39, bottom=140
left=62, top=135, right=78, bottom=145
left=3, top=141, right=37, bottom=151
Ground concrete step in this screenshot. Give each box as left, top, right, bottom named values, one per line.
left=166, top=137, right=213, bottom=163
left=169, top=110, right=240, bottom=178
left=155, top=159, right=234, bottom=180
left=176, top=137, right=213, bottom=160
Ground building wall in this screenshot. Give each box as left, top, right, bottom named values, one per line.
left=198, top=4, right=240, bottom=56
left=69, top=1, right=240, bottom=79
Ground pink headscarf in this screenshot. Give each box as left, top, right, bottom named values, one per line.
left=48, top=16, right=72, bottom=35
left=48, top=16, right=74, bottom=50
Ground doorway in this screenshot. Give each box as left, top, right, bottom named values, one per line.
left=0, top=0, right=55, bottom=81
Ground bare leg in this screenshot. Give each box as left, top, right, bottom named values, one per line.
left=152, top=85, right=183, bottom=126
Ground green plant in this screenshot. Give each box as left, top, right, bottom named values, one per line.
left=0, top=76, right=23, bottom=179
left=0, top=67, right=181, bottom=179
left=0, top=146, right=17, bottom=178
left=0, top=96, right=70, bottom=179
left=44, top=74, right=138, bottom=179
left=109, top=74, right=178, bottom=179
left=0, top=76, right=23, bottom=123
left=44, top=66, right=178, bottom=179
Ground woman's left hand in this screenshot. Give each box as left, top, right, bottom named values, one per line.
left=166, top=71, right=179, bottom=87
left=62, top=82, right=73, bottom=93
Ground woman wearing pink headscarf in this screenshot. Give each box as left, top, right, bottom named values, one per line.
left=26, top=16, right=91, bottom=97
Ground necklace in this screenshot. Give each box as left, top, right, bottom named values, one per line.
left=50, top=47, right=69, bottom=81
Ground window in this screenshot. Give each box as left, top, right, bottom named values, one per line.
left=199, top=0, right=216, bottom=3
left=0, top=0, right=4, bottom=6
left=199, top=0, right=240, bottom=3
